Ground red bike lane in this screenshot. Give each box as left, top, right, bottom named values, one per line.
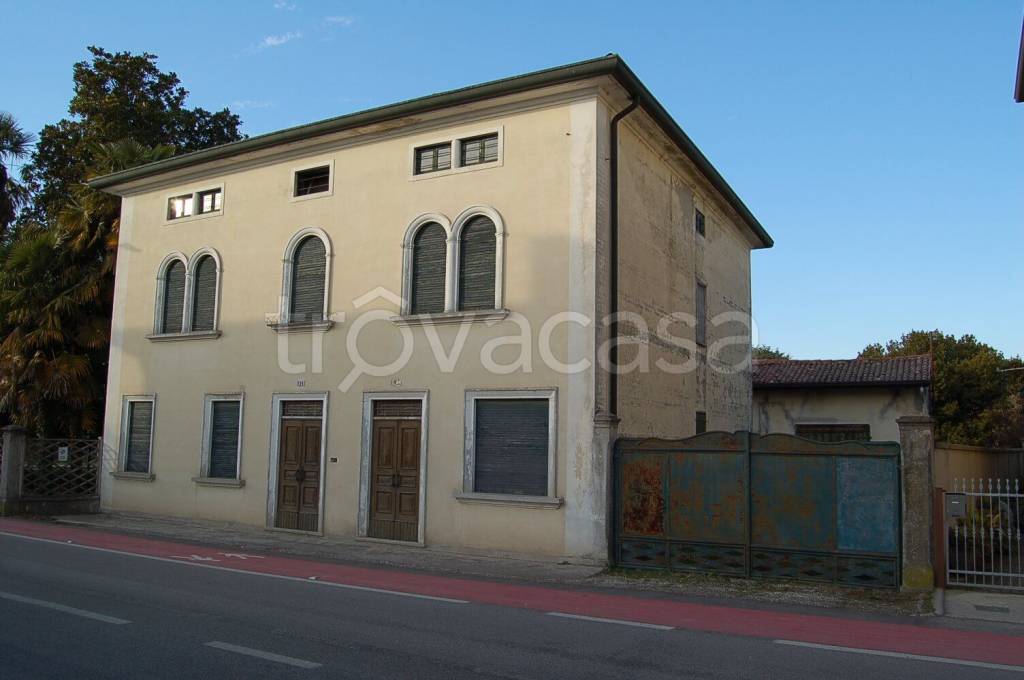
left=1, top=517, right=1021, bottom=668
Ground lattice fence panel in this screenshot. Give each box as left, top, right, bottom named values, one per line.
left=22, top=438, right=101, bottom=499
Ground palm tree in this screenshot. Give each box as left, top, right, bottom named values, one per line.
left=0, top=139, right=172, bottom=435
left=0, top=112, right=33, bottom=238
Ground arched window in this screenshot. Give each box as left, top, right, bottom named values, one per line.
left=457, top=215, right=497, bottom=311
left=288, top=234, right=328, bottom=323
left=190, top=254, right=219, bottom=332
left=160, top=259, right=187, bottom=333
left=410, top=222, right=447, bottom=314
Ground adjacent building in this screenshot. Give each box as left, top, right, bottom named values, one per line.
left=92, top=55, right=772, bottom=560
left=753, top=355, right=932, bottom=443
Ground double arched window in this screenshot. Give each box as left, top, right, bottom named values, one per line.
left=154, top=248, right=223, bottom=336
left=277, top=228, right=332, bottom=327
left=402, top=206, right=505, bottom=317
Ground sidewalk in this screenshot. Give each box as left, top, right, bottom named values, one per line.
left=944, top=589, right=1024, bottom=625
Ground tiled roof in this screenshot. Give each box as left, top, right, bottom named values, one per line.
left=753, top=355, right=932, bottom=388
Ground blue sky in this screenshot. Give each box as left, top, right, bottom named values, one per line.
left=2, top=1, right=1021, bottom=359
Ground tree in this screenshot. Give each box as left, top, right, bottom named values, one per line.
left=861, top=330, right=1024, bottom=447
left=753, top=345, right=791, bottom=360
left=21, top=46, right=242, bottom=225
left=1, top=47, right=243, bottom=435
left=0, top=112, right=32, bottom=240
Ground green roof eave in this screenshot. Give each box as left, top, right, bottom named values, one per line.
left=89, top=54, right=773, bottom=248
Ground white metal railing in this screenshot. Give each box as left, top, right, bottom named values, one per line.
left=946, top=479, right=1023, bottom=591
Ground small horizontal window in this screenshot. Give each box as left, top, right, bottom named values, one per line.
left=197, top=188, right=222, bottom=214
left=460, top=133, right=498, bottom=166
left=415, top=143, right=452, bottom=175
left=294, top=166, right=331, bottom=196
left=795, top=424, right=871, bottom=443
left=167, top=194, right=194, bottom=220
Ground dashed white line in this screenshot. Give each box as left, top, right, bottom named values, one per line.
left=774, top=640, right=1024, bottom=673
left=205, top=641, right=321, bottom=669
left=0, top=590, right=130, bottom=625
left=545, top=612, right=674, bottom=630
left=0, top=531, right=468, bottom=604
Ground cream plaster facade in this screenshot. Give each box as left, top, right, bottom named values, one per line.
left=98, top=67, right=767, bottom=561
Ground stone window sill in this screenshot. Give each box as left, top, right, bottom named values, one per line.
left=147, top=331, right=222, bottom=342
left=192, top=476, right=245, bottom=488
left=267, top=320, right=334, bottom=334
left=391, top=309, right=509, bottom=327
left=110, top=471, right=155, bottom=482
left=453, top=492, right=563, bottom=509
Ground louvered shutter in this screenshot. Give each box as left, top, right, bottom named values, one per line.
left=410, top=222, right=446, bottom=314
left=208, top=400, right=241, bottom=478
left=473, top=399, right=548, bottom=496
left=290, top=237, right=326, bottom=322
left=191, top=256, right=217, bottom=331
left=125, top=401, right=153, bottom=473
left=161, top=261, right=186, bottom=334
left=458, top=216, right=496, bottom=311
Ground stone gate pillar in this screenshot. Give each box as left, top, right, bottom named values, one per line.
left=0, top=426, right=26, bottom=516
left=897, top=416, right=936, bottom=590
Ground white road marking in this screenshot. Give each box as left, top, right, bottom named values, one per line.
left=0, top=590, right=130, bottom=625
left=0, top=531, right=468, bottom=604
left=774, top=640, right=1024, bottom=673
left=205, top=641, right=321, bottom=669
left=545, top=612, right=674, bottom=630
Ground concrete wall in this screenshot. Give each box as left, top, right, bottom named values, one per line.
left=613, top=112, right=754, bottom=438
left=933, top=442, right=1024, bottom=488
left=753, top=385, right=929, bottom=442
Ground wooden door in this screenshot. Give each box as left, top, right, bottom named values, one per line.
left=275, top=418, right=322, bottom=532
left=369, top=401, right=421, bottom=542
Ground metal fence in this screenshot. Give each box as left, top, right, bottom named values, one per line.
left=946, top=479, right=1024, bottom=591
left=20, top=438, right=102, bottom=500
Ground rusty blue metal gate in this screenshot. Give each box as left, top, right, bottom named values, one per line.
left=613, top=432, right=901, bottom=587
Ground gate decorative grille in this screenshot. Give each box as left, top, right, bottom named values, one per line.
left=21, top=438, right=101, bottom=499
left=614, top=432, right=901, bottom=588
left=945, top=479, right=1023, bottom=591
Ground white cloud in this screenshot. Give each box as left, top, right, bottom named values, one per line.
left=273, top=1, right=297, bottom=9
left=258, top=31, right=302, bottom=49
left=323, top=15, right=354, bottom=26
left=231, top=100, right=275, bottom=110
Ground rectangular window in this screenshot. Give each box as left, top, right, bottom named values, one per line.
left=415, top=142, right=452, bottom=174
left=460, top=133, right=499, bottom=166
left=204, top=397, right=242, bottom=479
left=467, top=391, right=555, bottom=498
left=294, top=165, right=331, bottom=196
left=696, top=411, right=707, bottom=435
left=795, top=424, right=872, bottom=443
left=197, top=188, right=223, bottom=214
left=122, top=398, right=154, bottom=473
left=695, top=209, right=706, bottom=237
left=696, top=282, right=707, bottom=346
left=167, top=194, right=194, bottom=220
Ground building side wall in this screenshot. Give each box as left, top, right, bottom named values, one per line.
left=753, top=386, right=930, bottom=442
left=612, top=114, right=753, bottom=438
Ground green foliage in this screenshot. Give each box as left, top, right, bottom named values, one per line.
left=860, top=330, right=1024, bottom=447
left=1, top=47, right=242, bottom=435
left=0, top=112, right=33, bottom=239
left=753, top=345, right=791, bottom=360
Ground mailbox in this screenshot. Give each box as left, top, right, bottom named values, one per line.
left=945, top=493, right=968, bottom=519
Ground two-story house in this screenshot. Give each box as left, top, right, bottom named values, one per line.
left=91, top=55, right=772, bottom=561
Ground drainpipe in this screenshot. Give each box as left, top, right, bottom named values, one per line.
left=607, top=98, right=637, bottom=418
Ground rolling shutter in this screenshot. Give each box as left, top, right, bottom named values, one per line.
left=161, top=261, right=186, bottom=333
left=290, top=236, right=326, bottom=322
left=473, top=399, right=548, bottom=496
left=410, top=222, right=446, bottom=314
left=458, top=216, right=496, bottom=311
left=125, top=401, right=153, bottom=473
left=208, top=400, right=241, bottom=479
left=191, top=256, right=217, bottom=332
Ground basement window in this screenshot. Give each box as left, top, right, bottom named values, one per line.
left=294, top=165, right=332, bottom=196
left=415, top=143, right=452, bottom=174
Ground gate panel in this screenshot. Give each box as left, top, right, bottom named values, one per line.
left=945, top=479, right=1023, bottom=591
left=613, top=431, right=901, bottom=588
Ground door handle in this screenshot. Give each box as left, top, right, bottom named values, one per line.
left=391, top=473, right=400, bottom=488
left=295, top=468, right=306, bottom=482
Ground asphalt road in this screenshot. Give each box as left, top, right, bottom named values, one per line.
left=0, top=532, right=1020, bottom=680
